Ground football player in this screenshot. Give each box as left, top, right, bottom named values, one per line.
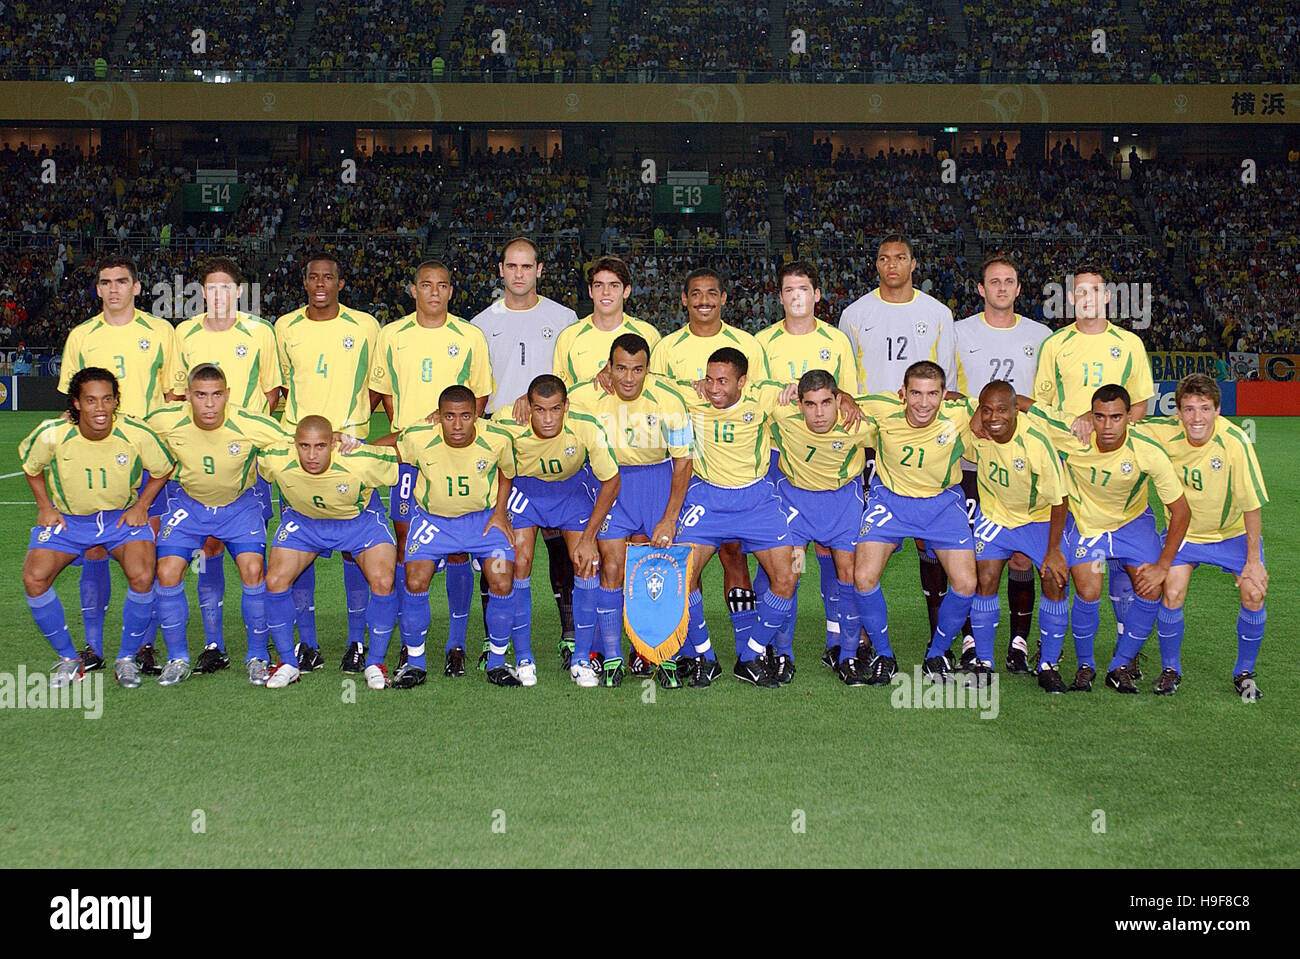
left=20, top=368, right=174, bottom=688
left=552, top=255, right=660, bottom=387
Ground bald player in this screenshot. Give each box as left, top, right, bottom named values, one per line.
left=838, top=234, right=958, bottom=651
left=58, top=254, right=181, bottom=677
left=470, top=236, right=580, bottom=667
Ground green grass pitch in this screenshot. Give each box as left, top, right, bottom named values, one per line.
left=1, top=410, right=1296, bottom=868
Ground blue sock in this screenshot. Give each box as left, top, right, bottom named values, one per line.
left=1108, top=561, right=1135, bottom=637
left=117, top=587, right=156, bottom=660
left=343, top=559, right=369, bottom=646
left=773, top=580, right=798, bottom=657
left=817, top=553, right=839, bottom=647
left=1038, top=596, right=1070, bottom=667
left=1071, top=595, right=1101, bottom=669
left=573, top=574, right=598, bottom=665
left=79, top=557, right=110, bottom=656
left=596, top=586, right=624, bottom=660
left=196, top=558, right=225, bottom=651
left=752, top=564, right=770, bottom=601
left=970, top=593, right=999, bottom=664
left=241, top=582, right=269, bottom=662
left=837, top=581, right=860, bottom=663
left=688, top=589, right=714, bottom=661
left=486, top=589, right=515, bottom=669
left=27, top=588, right=77, bottom=659
left=1109, top=596, right=1159, bottom=671
left=364, top=590, right=398, bottom=666
left=512, top=577, right=533, bottom=664
left=393, top=561, right=407, bottom=643
left=445, top=558, right=472, bottom=652
left=155, top=582, right=190, bottom=663
left=292, top=562, right=318, bottom=648
left=1235, top=605, right=1266, bottom=675
left=855, top=585, right=892, bottom=658
left=926, top=588, right=974, bottom=659
left=399, top=588, right=430, bottom=670
left=265, top=588, right=299, bottom=666
left=398, top=576, right=421, bottom=649
left=1156, top=604, right=1184, bottom=673
left=751, top=590, right=795, bottom=661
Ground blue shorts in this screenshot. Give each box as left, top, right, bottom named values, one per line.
left=1172, top=534, right=1261, bottom=574
left=28, top=510, right=155, bottom=555
left=971, top=505, right=1056, bottom=565
left=509, top=468, right=595, bottom=532
left=390, top=463, right=418, bottom=525
left=776, top=476, right=863, bottom=552
left=157, top=486, right=266, bottom=560
left=676, top=477, right=790, bottom=552
left=766, top=448, right=782, bottom=483
left=1063, top=508, right=1163, bottom=569
left=404, top=505, right=515, bottom=564
left=253, top=476, right=274, bottom=524
left=856, top=483, right=973, bottom=551
left=599, top=459, right=672, bottom=541
left=143, top=469, right=169, bottom=518
left=271, top=507, right=395, bottom=559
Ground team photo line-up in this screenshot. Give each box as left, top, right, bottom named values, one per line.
left=18, top=233, right=1268, bottom=698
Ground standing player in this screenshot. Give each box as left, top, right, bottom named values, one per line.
left=172, top=257, right=283, bottom=674
left=274, top=251, right=381, bottom=673
left=552, top=255, right=660, bottom=387
left=1032, top=264, right=1155, bottom=662
left=649, top=268, right=771, bottom=671
left=661, top=348, right=799, bottom=688
left=470, top=236, right=580, bottom=668
left=953, top=254, right=1052, bottom=673
left=377, top=386, right=518, bottom=688
left=257, top=417, right=400, bottom=690
left=850, top=362, right=976, bottom=686
left=1025, top=387, right=1190, bottom=693
left=147, top=364, right=295, bottom=685
left=768, top=369, right=877, bottom=684
left=960, top=381, right=1070, bottom=690
left=1135, top=375, right=1268, bottom=697
left=569, top=333, right=694, bottom=688
left=20, top=369, right=174, bottom=688
left=58, top=254, right=181, bottom=676
left=755, top=260, right=858, bottom=665
left=369, top=259, right=493, bottom=676
left=838, top=235, right=957, bottom=645
left=496, top=376, right=620, bottom=687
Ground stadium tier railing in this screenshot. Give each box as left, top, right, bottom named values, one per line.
left=93, top=234, right=272, bottom=255
left=0, top=231, right=84, bottom=252
left=604, top=235, right=772, bottom=256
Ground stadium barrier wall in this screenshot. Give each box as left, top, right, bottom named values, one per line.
left=0, top=376, right=62, bottom=411
left=1236, top=382, right=1300, bottom=416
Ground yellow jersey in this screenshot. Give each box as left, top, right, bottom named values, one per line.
left=494, top=410, right=620, bottom=483
left=552, top=313, right=662, bottom=386
left=58, top=310, right=181, bottom=417
left=1025, top=405, right=1184, bottom=537
left=274, top=304, right=381, bottom=437
left=663, top=380, right=785, bottom=488
left=147, top=404, right=291, bottom=506
left=173, top=312, right=283, bottom=413
left=369, top=313, right=494, bottom=430
left=857, top=394, right=975, bottom=497
left=770, top=405, right=876, bottom=492
left=650, top=322, right=770, bottom=385
left=960, top=415, right=1067, bottom=527
left=1135, top=417, right=1268, bottom=543
left=396, top=422, right=517, bottom=518
left=19, top=414, right=175, bottom=515
left=754, top=318, right=859, bottom=392
left=566, top=374, right=693, bottom=467
left=1032, top=321, right=1155, bottom=419
left=258, top=444, right=398, bottom=520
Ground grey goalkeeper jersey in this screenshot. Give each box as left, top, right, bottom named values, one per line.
left=470, top=295, right=578, bottom=414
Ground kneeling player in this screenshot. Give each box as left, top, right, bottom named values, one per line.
left=664, top=348, right=799, bottom=688
left=1026, top=386, right=1190, bottom=693
left=851, top=361, right=977, bottom=686
left=961, top=381, right=1071, bottom=691
left=380, top=386, right=519, bottom=687
left=147, top=364, right=294, bottom=685
left=569, top=334, right=694, bottom=688
left=769, top=369, right=877, bottom=685
left=258, top=416, right=400, bottom=689
left=498, top=375, right=620, bottom=687
left=19, top=368, right=175, bottom=688
left=1136, top=375, right=1268, bottom=698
